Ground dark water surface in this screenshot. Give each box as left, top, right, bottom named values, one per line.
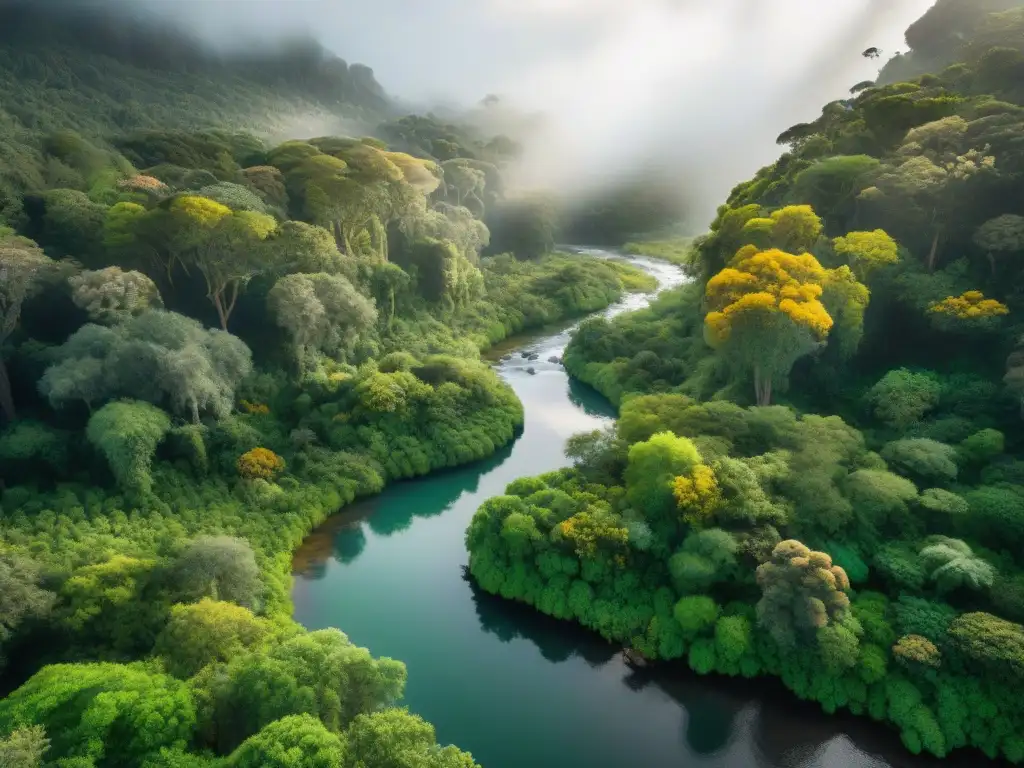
left=292, top=250, right=979, bottom=768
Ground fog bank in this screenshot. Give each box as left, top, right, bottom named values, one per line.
left=100, top=0, right=938, bottom=225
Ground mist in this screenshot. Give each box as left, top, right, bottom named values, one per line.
left=104, top=0, right=936, bottom=227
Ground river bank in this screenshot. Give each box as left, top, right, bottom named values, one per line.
left=292, top=249, right=1001, bottom=768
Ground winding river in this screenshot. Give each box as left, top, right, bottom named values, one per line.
left=292, top=250, right=977, bottom=768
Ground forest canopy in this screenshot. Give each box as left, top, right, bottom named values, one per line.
left=472, top=1, right=1024, bottom=764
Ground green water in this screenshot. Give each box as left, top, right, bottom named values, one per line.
left=292, top=251, right=964, bottom=768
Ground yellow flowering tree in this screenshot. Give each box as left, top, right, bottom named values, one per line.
left=672, top=464, right=721, bottom=526
left=705, top=247, right=855, bottom=405
left=832, top=229, right=900, bottom=281
left=929, top=290, right=1008, bottom=331
left=237, top=448, right=285, bottom=480
left=740, top=204, right=823, bottom=253
left=556, top=509, right=629, bottom=560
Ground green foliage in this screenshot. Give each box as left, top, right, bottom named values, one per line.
left=155, top=599, right=274, bottom=679
left=623, top=239, right=694, bottom=266
left=866, top=369, right=942, bottom=430
left=881, top=438, right=958, bottom=484
left=345, top=709, right=480, bottom=768
left=40, top=310, right=253, bottom=422
left=919, top=537, right=996, bottom=593
left=167, top=536, right=262, bottom=610
left=268, top=273, right=377, bottom=371
left=200, top=629, right=406, bottom=752
left=0, top=662, right=196, bottom=765
left=625, top=432, right=701, bottom=519
left=227, top=715, right=345, bottom=768
left=673, top=596, right=720, bottom=641
left=0, top=725, right=49, bottom=768
left=755, top=540, right=852, bottom=648
left=0, top=551, right=56, bottom=670
left=86, top=400, right=171, bottom=494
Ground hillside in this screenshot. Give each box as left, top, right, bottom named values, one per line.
left=468, top=0, right=1024, bottom=763
left=0, top=1, right=390, bottom=216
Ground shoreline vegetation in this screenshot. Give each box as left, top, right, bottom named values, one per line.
left=622, top=239, right=695, bottom=268
left=0, top=7, right=658, bottom=761
left=467, top=0, right=1024, bottom=764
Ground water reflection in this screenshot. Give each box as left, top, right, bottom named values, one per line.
left=291, top=250, right=1005, bottom=768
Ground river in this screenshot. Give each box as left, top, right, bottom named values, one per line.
left=291, top=249, right=979, bottom=768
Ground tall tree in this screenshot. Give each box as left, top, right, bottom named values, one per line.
left=189, top=209, right=278, bottom=330
left=0, top=232, right=56, bottom=422
left=974, top=213, right=1024, bottom=277
left=704, top=245, right=860, bottom=405
left=267, top=273, right=377, bottom=371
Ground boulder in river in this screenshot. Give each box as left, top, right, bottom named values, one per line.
left=548, top=356, right=562, bottom=365
left=526, top=367, right=537, bottom=375
left=520, top=352, right=531, bottom=359
left=622, top=648, right=649, bottom=668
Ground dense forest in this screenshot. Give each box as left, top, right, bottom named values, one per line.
left=0, top=7, right=657, bottom=766
left=469, top=0, right=1024, bottom=763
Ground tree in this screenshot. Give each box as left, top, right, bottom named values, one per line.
left=440, top=160, right=485, bottom=211
left=668, top=529, right=737, bottom=594
left=672, top=464, right=721, bottom=526
left=266, top=221, right=346, bottom=275
left=228, top=715, right=345, bottom=768
left=928, top=290, right=1008, bottom=330
left=344, top=708, right=479, bottom=768
left=206, top=629, right=406, bottom=752
left=155, top=599, right=274, bottom=678
left=892, top=634, right=941, bottom=669
left=672, top=595, right=720, bottom=641
left=947, top=612, right=1024, bottom=684
left=0, top=662, right=195, bottom=766
left=267, top=273, right=377, bottom=371
left=186, top=208, right=278, bottom=330
left=59, top=555, right=162, bottom=654
left=863, top=148, right=995, bottom=271
left=973, top=214, right=1024, bottom=277
left=168, top=536, right=262, bottom=609
left=160, top=194, right=232, bottom=281
left=37, top=188, right=106, bottom=263
left=40, top=310, right=252, bottom=421
left=242, top=165, right=289, bottom=211
left=832, top=229, right=900, bottom=280
left=704, top=247, right=848, bottom=405
left=865, top=368, right=941, bottom=429
left=198, top=182, right=272, bottom=215
left=0, top=233, right=56, bottom=421
left=881, top=438, right=958, bottom=483
left=238, top=447, right=286, bottom=480
left=0, top=725, right=49, bottom=768
left=919, top=537, right=995, bottom=594
left=755, top=540, right=852, bottom=648
left=86, top=400, right=171, bottom=494
left=0, top=551, right=56, bottom=671
left=69, top=266, right=163, bottom=324
left=740, top=205, right=823, bottom=253
left=790, top=155, right=880, bottom=232
left=624, top=432, right=702, bottom=528
left=368, top=263, right=412, bottom=326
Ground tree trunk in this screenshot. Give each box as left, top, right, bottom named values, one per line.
left=753, top=365, right=772, bottom=406
left=927, top=227, right=941, bottom=272
left=0, top=355, right=16, bottom=423
left=988, top=251, right=997, bottom=278
left=212, top=292, right=229, bottom=331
